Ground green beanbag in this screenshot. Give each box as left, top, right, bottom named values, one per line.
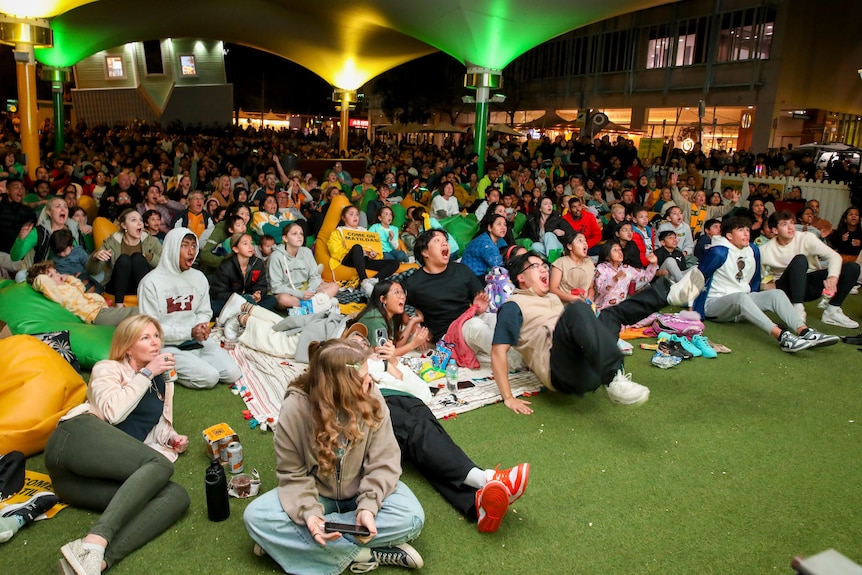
left=0, top=280, right=113, bottom=369
left=439, top=214, right=478, bottom=254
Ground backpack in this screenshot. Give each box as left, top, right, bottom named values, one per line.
left=650, top=311, right=704, bottom=338
left=484, top=266, right=515, bottom=313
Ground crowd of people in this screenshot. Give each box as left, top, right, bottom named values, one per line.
left=1, top=123, right=861, bottom=575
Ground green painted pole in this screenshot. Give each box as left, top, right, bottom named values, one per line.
left=474, top=89, right=489, bottom=181
left=52, top=79, right=64, bottom=156
left=464, top=67, right=501, bottom=183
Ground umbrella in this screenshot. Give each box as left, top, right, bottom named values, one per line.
left=378, top=124, right=409, bottom=134
left=402, top=122, right=428, bottom=133
left=489, top=124, right=524, bottom=136
left=522, top=110, right=577, bottom=129
left=427, top=121, right=466, bottom=133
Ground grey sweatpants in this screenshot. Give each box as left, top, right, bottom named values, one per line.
left=703, top=290, right=804, bottom=335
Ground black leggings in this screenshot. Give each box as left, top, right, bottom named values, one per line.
left=340, top=244, right=399, bottom=281
left=108, top=253, right=152, bottom=302
left=775, top=254, right=860, bottom=306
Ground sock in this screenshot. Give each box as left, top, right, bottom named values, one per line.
left=463, top=468, right=486, bottom=489
left=0, top=516, right=22, bottom=543
left=353, top=547, right=373, bottom=563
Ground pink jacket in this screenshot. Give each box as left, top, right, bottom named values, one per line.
left=64, top=359, right=180, bottom=462
left=594, top=262, right=657, bottom=311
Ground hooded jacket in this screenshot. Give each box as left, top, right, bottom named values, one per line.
left=693, top=235, right=762, bottom=318
left=267, top=244, right=322, bottom=297
left=274, top=384, right=400, bottom=525
left=137, top=227, right=213, bottom=345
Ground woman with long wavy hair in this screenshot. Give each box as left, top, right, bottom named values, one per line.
left=243, top=338, right=425, bottom=575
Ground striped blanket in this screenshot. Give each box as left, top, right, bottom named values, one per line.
left=227, top=344, right=544, bottom=431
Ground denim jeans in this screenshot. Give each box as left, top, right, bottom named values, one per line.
left=243, top=482, right=424, bottom=575
left=44, top=414, right=190, bottom=569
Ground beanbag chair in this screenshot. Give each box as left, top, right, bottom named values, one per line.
left=0, top=280, right=113, bottom=369
left=313, top=196, right=416, bottom=282
left=92, top=216, right=118, bottom=251
left=439, top=213, right=478, bottom=254
left=0, top=335, right=87, bottom=456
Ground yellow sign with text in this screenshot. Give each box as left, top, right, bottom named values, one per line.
left=0, top=471, right=67, bottom=519
left=340, top=230, right=383, bottom=260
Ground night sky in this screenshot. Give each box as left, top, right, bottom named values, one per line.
left=222, top=43, right=333, bottom=116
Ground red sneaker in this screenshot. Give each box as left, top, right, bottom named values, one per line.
left=490, top=463, right=530, bottom=504
left=476, top=480, right=509, bottom=533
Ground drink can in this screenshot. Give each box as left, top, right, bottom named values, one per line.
left=218, top=437, right=233, bottom=463
left=226, top=441, right=244, bottom=474
left=165, top=368, right=178, bottom=383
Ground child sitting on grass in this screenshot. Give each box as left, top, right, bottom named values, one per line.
left=694, top=218, right=721, bottom=260
left=369, top=206, right=409, bottom=263
left=49, top=229, right=103, bottom=294
left=594, top=240, right=658, bottom=311
left=654, top=229, right=690, bottom=282
left=26, top=261, right=138, bottom=325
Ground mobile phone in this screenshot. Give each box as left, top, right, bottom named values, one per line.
left=324, top=522, right=371, bottom=536
left=375, top=328, right=388, bottom=348
left=457, top=380, right=475, bottom=390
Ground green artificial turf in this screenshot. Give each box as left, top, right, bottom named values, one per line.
left=6, top=298, right=862, bottom=574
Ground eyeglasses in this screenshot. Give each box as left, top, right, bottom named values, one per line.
left=735, top=257, right=745, bottom=282
left=520, top=261, right=550, bottom=275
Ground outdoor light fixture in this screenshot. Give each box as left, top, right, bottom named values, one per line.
left=461, top=95, right=475, bottom=104
left=489, top=94, right=506, bottom=103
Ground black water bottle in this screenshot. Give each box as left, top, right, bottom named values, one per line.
left=205, top=458, right=230, bottom=522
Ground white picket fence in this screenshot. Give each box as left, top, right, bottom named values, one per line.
left=666, top=168, right=852, bottom=226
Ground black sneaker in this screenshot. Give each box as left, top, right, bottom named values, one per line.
left=799, top=328, right=840, bottom=348
left=1, top=492, right=58, bottom=525
left=350, top=543, right=424, bottom=573
left=779, top=331, right=815, bottom=353
left=842, top=333, right=862, bottom=346
left=658, top=339, right=693, bottom=359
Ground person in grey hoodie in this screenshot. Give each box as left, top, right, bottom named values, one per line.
left=268, top=222, right=338, bottom=310
left=137, top=227, right=241, bottom=389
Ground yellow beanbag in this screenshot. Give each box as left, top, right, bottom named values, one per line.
left=314, top=195, right=417, bottom=281
left=0, top=335, right=87, bottom=456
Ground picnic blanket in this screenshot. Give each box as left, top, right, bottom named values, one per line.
left=227, top=343, right=544, bottom=430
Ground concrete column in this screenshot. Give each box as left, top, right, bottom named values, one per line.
left=333, top=88, right=357, bottom=155
left=13, top=45, right=40, bottom=179
left=0, top=15, right=53, bottom=180
left=751, top=101, right=780, bottom=152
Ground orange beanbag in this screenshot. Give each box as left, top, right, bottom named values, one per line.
left=0, top=335, right=87, bottom=456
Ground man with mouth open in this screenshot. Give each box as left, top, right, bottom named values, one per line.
left=137, top=227, right=241, bottom=389
left=403, top=229, right=520, bottom=365
left=490, top=252, right=657, bottom=414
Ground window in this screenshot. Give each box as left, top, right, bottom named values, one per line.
left=105, top=56, right=126, bottom=79
left=180, top=55, right=197, bottom=77
left=142, top=40, right=164, bottom=75
left=718, top=9, right=774, bottom=62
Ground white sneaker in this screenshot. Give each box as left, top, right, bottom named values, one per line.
left=61, top=539, right=104, bottom=575
left=821, top=306, right=859, bottom=329
left=360, top=277, right=379, bottom=298
left=793, top=303, right=806, bottom=324
left=606, top=369, right=650, bottom=406
left=667, top=269, right=705, bottom=307
left=217, top=293, right=247, bottom=326
left=850, top=285, right=859, bottom=296
left=223, top=316, right=242, bottom=342
left=617, top=338, right=633, bottom=355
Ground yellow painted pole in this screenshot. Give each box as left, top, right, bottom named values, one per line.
left=14, top=44, right=40, bottom=179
